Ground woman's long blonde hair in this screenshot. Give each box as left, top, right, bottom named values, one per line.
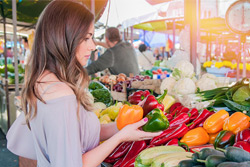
left=21, top=0, right=94, bottom=125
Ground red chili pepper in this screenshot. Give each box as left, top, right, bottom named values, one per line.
left=141, top=90, right=167, bottom=117
left=104, top=157, right=120, bottom=164
left=150, top=125, right=178, bottom=144
left=169, top=102, right=182, bottom=113
left=120, top=140, right=147, bottom=167
left=128, top=90, right=150, bottom=105
left=108, top=142, right=132, bottom=159
left=165, top=138, right=189, bottom=151
left=188, top=109, right=214, bottom=130
left=176, top=107, right=190, bottom=117
left=150, top=123, right=189, bottom=146
left=235, top=129, right=250, bottom=143
left=113, top=158, right=123, bottom=167
left=188, top=108, right=199, bottom=121
left=170, top=106, right=184, bottom=117
left=233, top=141, right=250, bottom=153
left=195, top=119, right=206, bottom=128
left=165, top=113, right=173, bottom=122
left=169, top=113, right=191, bottom=128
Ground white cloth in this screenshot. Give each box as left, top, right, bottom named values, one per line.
left=136, top=50, right=155, bottom=70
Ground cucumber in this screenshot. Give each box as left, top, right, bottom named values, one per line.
left=136, top=146, right=185, bottom=166
left=161, top=156, right=192, bottom=167
left=177, top=160, right=197, bottom=167
left=198, top=148, right=224, bottom=160
left=218, top=161, right=250, bottom=167
left=218, top=146, right=250, bottom=162
left=151, top=152, right=192, bottom=167
left=197, top=155, right=227, bottom=167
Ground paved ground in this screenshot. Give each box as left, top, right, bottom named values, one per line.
left=0, top=129, right=18, bottom=167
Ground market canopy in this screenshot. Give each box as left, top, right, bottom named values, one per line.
left=0, top=0, right=108, bottom=24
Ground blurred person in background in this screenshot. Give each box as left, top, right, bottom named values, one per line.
left=87, top=27, right=140, bottom=76
left=153, top=48, right=162, bottom=60
left=22, top=37, right=30, bottom=65
left=137, top=43, right=155, bottom=70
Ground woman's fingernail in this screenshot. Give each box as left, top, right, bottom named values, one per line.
left=144, top=117, right=148, bottom=122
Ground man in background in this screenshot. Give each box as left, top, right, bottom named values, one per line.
left=86, top=27, right=140, bottom=76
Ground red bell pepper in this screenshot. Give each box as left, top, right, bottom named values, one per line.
left=176, top=107, right=190, bottom=117
left=107, top=142, right=132, bottom=159
left=188, top=108, right=199, bottom=121
left=169, top=113, right=191, bottom=128
left=169, top=102, right=182, bottom=113
left=150, top=123, right=189, bottom=146
left=150, top=125, right=179, bottom=144
left=141, top=90, right=167, bottom=117
left=233, top=141, right=250, bottom=153
left=170, top=106, right=184, bottom=117
left=165, top=138, right=189, bottom=151
left=128, top=90, right=150, bottom=105
left=235, top=129, right=250, bottom=143
left=120, top=140, right=147, bottom=167
left=188, top=109, right=214, bottom=129
left=113, top=158, right=123, bottom=167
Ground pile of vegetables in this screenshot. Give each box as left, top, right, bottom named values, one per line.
left=197, top=78, right=250, bottom=114
left=88, top=81, right=113, bottom=107
left=0, top=64, right=25, bottom=84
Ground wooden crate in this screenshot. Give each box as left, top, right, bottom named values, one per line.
left=110, top=82, right=127, bottom=102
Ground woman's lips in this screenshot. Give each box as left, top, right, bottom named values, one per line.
left=84, top=55, right=90, bottom=58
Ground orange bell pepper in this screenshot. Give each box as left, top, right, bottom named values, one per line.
left=209, top=131, right=220, bottom=144
left=116, top=104, right=143, bottom=130
left=223, top=112, right=250, bottom=134
left=180, top=127, right=209, bottom=147
left=203, top=109, right=229, bottom=134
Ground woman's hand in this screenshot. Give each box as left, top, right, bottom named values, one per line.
left=116, top=118, right=162, bottom=142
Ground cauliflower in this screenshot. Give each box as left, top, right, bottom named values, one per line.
left=201, top=73, right=217, bottom=80
left=196, top=77, right=217, bottom=91
left=173, top=78, right=196, bottom=95
left=160, top=77, right=176, bottom=95
left=173, top=60, right=195, bottom=79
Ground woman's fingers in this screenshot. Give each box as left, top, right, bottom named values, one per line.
left=131, top=118, right=148, bottom=128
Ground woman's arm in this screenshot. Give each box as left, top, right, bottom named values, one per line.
left=100, top=122, right=119, bottom=141
left=82, top=118, right=162, bottom=166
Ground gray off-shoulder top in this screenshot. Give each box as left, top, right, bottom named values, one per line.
left=7, top=93, right=101, bottom=167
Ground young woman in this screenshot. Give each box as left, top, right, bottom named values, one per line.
left=8, top=1, right=161, bottom=167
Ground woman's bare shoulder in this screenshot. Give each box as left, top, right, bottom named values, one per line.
left=36, top=72, right=74, bottom=101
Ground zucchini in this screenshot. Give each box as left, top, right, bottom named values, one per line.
left=151, top=152, right=192, bottom=167
left=217, top=146, right=250, bottom=162
left=197, top=155, right=227, bottom=167
left=217, top=161, right=250, bottom=167
left=134, top=161, right=150, bottom=167
left=136, top=146, right=185, bottom=166
left=177, top=160, right=197, bottom=167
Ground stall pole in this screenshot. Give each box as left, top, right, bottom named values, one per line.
left=172, top=19, right=175, bottom=53
left=0, top=1, right=10, bottom=129
left=236, top=35, right=241, bottom=81
left=91, top=0, right=95, bottom=16
left=12, top=0, right=19, bottom=96
left=130, top=26, right=133, bottom=44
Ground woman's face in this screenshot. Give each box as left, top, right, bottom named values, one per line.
left=76, top=23, right=96, bottom=66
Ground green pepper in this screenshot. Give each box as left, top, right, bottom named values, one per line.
left=214, top=130, right=235, bottom=149
left=88, top=81, right=107, bottom=92
left=145, top=70, right=153, bottom=78
left=142, top=108, right=169, bottom=132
